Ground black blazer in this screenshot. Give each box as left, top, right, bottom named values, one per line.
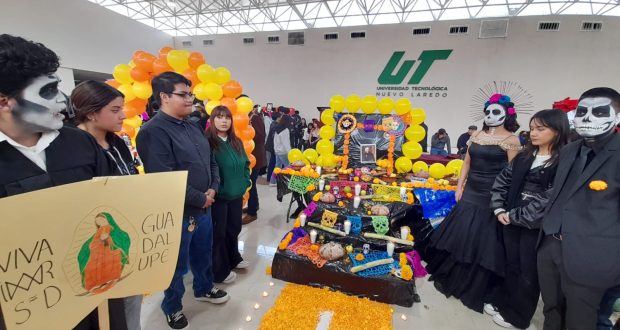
left=541, top=133, right=620, bottom=288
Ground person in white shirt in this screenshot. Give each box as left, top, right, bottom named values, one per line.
left=272, top=115, right=292, bottom=177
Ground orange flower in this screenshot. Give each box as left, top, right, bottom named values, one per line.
left=401, top=265, right=413, bottom=281
left=355, top=253, right=365, bottom=261
left=265, top=266, right=272, bottom=275
left=589, top=180, right=608, bottom=191
left=353, top=176, right=360, bottom=182
left=310, top=244, right=319, bottom=252
left=294, top=218, right=301, bottom=228
left=306, top=184, right=316, bottom=192
left=274, top=168, right=282, bottom=175
left=338, top=201, right=345, bottom=207
left=407, top=234, right=414, bottom=241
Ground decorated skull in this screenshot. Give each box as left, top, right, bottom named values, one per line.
left=13, top=74, right=67, bottom=132
left=574, top=96, right=620, bottom=138
left=483, top=103, right=506, bottom=127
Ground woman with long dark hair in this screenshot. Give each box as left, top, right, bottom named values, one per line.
left=420, top=94, right=522, bottom=314
left=487, top=109, right=569, bottom=328
left=206, top=106, right=251, bottom=284
left=71, top=80, right=141, bottom=330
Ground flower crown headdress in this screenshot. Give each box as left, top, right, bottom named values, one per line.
left=469, top=81, right=534, bottom=121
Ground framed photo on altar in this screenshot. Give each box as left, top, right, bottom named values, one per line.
left=360, top=144, right=376, bottom=164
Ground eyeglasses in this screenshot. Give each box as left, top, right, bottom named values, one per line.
left=169, top=92, right=195, bottom=100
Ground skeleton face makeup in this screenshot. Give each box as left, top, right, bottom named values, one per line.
left=13, top=74, right=66, bottom=132
left=574, top=97, right=620, bottom=137
left=484, top=103, right=506, bottom=127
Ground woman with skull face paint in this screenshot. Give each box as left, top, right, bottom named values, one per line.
left=419, top=93, right=522, bottom=314
left=487, top=109, right=569, bottom=329
left=71, top=81, right=142, bottom=330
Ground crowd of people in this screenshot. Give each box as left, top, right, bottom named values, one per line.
left=1, top=33, right=618, bottom=330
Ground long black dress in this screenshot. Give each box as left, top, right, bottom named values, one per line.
left=423, top=139, right=517, bottom=313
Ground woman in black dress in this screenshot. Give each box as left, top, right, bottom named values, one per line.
left=487, top=109, right=569, bottom=329
left=421, top=94, right=522, bottom=313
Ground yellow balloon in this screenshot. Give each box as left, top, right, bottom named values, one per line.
left=204, top=82, right=223, bottom=100
left=197, top=64, right=216, bottom=83
left=402, top=141, right=423, bottom=159
left=303, top=149, right=318, bottom=163
left=345, top=94, right=362, bottom=113
left=361, top=95, right=378, bottom=114
left=410, top=108, right=427, bottom=125
left=321, top=109, right=336, bottom=125
left=113, top=64, right=133, bottom=85
left=395, top=157, right=412, bottom=173
left=315, top=155, right=325, bottom=167
left=288, top=148, right=303, bottom=163
left=412, top=161, right=429, bottom=173
left=214, top=67, right=231, bottom=85
left=117, top=84, right=135, bottom=102
left=446, top=159, right=464, bottom=176
left=204, top=100, right=220, bottom=115
left=330, top=95, right=346, bottom=113
left=322, top=153, right=336, bottom=167
left=405, top=125, right=426, bottom=142
left=395, top=98, right=412, bottom=115
left=124, top=115, right=143, bottom=128
left=132, top=81, right=152, bottom=99
left=193, top=83, right=208, bottom=101
left=378, top=98, right=394, bottom=114
left=316, top=139, right=334, bottom=155
left=167, top=50, right=190, bottom=73
left=236, top=97, right=253, bottom=114
left=319, top=125, right=336, bottom=139
left=429, top=163, right=447, bottom=179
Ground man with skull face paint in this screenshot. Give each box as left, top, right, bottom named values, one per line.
left=537, top=87, right=620, bottom=330
left=0, top=35, right=125, bottom=329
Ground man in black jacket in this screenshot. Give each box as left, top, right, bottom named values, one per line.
left=0, top=34, right=122, bottom=329
left=538, top=87, right=620, bottom=330
left=136, top=72, right=228, bottom=330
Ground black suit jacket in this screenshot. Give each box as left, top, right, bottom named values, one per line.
left=540, top=133, right=620, bottom=288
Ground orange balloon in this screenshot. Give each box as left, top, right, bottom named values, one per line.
left=120, top=124, right=135, bottom=138
left=233, top=112, right=249, bottom=129
left=159, top=46, right=173, bottom=60
left=124, top=98, right=147, bottom=117
left=130, top=67, right=150, bottom=82
left=105, top=79, right=121, bottom=88
left=248, top=154, right=256, bottom=169
left=188, top=52, right=205, bottom=69
left=183, top=69, right=199, bottom=88
left=238, top=126, right=255, bottom=140
left=243, top=139, right=255, bottom=154
left=153, top=58, right=173, bottom=75
left=220, top=97, right=237, bottom=113
left=222, top=80, right=243, bottom=98
left=134, top=52, right=155, bottom=72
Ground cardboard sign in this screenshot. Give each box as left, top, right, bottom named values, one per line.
left=0, top=172, right=187, bottom=330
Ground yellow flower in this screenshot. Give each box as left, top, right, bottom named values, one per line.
left=407, top=234, right=414, bottom=241
left=265, top=266, right=272, bottom=275
left=306, top=184, right=316, bottom=192
left=353, top=176, right=360, bottom=182
left=338, top=201, right=345, bottom=207
left=311, top=244, right=319, bottom=252
left=313, top=192, right=323, bottom=202
left=274, top=167, right=282, bottom=174
left=294, top=218, right=301, bottom=228
left=401, top=265, right=413, bottom=281
left=589, top=180, right=608, bottom=191
left=373, top=178, right=381, bottom=184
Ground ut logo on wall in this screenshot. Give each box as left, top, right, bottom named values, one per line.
left=378, top=50, right=452, bottom=85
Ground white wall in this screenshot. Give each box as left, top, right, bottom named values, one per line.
left=175, top=15, right=620, bottom=138
left=0, top=0, right=172, bottom=74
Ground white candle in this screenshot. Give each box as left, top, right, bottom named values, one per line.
left=387, top=241, right=395, bottom=257
left=400, top=226, right=410, bottom=240
left=310, top=229, right=318, bottom=243
left=353, top=196, right=361, bottom=208
left=316, top=166, right=322, bottom=175
left=354, top=184, right=361, bottom=196
left=299, top=214, right=307, bottom=227
left=344, top=220, right=351, bottom=234
left=318, top=179, right=325, bottom=191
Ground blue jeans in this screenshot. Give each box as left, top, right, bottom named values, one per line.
left=161, top=210, right=214, bottom=315
left=266, top=152, right=276, bottom=183
left=430, top=147, right=448, bottom=156
left=271, top=154, right=289, bottom=184
left=597, top=286, right=620, bottom=330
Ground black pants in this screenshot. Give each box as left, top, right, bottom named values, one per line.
left=212, top=197, right=243, bottom=282
left=247, top=166, right=263, bottom=216
left=537, top=236, right=608, bottom=330
left=494, top=225, right=540, bottom=329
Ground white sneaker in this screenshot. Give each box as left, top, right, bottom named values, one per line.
left=222, top=271, right=236, bottom=284
left=484, top=304, right=499, bottom=316
left=493, top=314, right=515, bottom=328
left=235, top=260, right=250, bottom=269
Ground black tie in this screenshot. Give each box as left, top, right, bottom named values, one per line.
left=579, top=145, right=594, bottom=173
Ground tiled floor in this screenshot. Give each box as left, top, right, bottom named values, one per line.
left=141, top=182, right=544, bottom=330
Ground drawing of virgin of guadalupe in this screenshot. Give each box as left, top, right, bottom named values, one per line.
left=77, top=212, right=131, bottom=294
